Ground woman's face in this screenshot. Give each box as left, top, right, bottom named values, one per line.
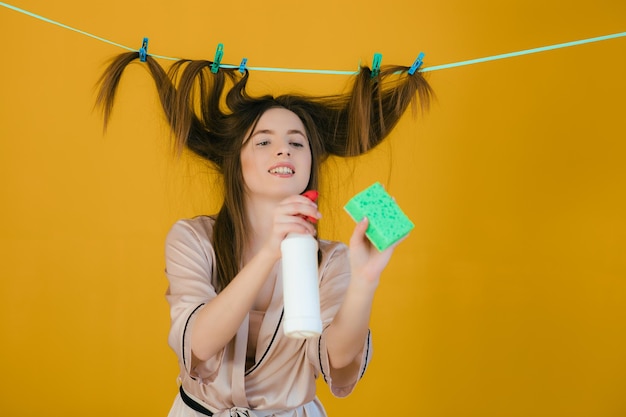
left=240, top=107, right=312, bottom=201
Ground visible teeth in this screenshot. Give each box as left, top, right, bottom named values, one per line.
left=269, top=167, right=294, bottom=174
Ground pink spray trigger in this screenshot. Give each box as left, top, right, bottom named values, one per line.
left=301, top=190, right=319, bottom=223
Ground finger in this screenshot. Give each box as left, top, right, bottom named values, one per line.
left=275, top=212, right=317, bottom=236
left=279, top=198, right=321, bottom=224
left=349, top=217, right=370, bottom=247
left=297, top=203, right=322, bottom=224
left=285, top=194, right=319, bottom=206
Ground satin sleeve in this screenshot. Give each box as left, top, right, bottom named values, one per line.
left=164, top=218, right=225, bottom=381
left=308, top=241, right=373, bottom=398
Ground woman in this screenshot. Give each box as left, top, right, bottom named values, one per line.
left=96, top=52, right=432, bottom=416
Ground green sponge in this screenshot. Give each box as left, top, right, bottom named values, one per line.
left=343, top=182, right=414, bottom=251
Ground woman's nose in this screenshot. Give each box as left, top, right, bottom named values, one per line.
left=276, top=143, right=291, bottom=156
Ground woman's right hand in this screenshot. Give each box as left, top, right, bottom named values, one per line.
left=261, top=194, right=321, bottom=260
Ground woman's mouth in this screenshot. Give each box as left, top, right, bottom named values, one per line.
left=268, top=165, right=295, bottom=176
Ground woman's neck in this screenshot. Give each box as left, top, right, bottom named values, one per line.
left=242, top=196, right=279, bottom=262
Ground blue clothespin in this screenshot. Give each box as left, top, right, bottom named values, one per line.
left=239, top=57, right=248, bottom=74
left=211, top=43, right=224, bottom=73
left=408, top=52, right=425, bottom=75
left=371, top=53, right=382, bottom=78
left=139, top=37, right=149, bottom=62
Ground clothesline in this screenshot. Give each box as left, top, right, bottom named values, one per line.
left=1, top=1, right=625, bottom=75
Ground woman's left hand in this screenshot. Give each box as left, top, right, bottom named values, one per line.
left=348, top=217, right=407, bottom=285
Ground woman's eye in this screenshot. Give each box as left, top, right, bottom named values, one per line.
left=290, top=141, right=304, bottom=148
left=256, top=140, right=270, bottom=146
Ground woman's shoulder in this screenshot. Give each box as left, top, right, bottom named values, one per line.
left=175, top=215, right=216, bottom=229
left=167, top=215, right=216, bottom=245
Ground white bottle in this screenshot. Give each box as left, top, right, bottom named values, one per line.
left=281, top=232, right=322, bottom=338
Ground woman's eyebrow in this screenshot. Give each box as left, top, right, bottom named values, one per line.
left=250, top=129, right=273, bottom=138
left=287, top=129, right=306, bottom=137
left=251, top=129, right=306, bottom=137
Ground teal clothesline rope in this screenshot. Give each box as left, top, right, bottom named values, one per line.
left=1, top=1, right=625, bottom=74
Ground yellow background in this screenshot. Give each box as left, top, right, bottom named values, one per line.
left=1, top=0, right=625, bottom=416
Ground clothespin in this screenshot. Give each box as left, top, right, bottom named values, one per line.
left=139, top=37, right=149, bottom=62
left=239, top=57, right=248, bottom=74
left=408, top=52, right=425, bottom=75
left=371, top=53, right=383, bottom=78
left=211, top=43, right=224, bottom=73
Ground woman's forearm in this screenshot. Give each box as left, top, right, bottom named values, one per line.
left=190, top=248, right=278, bottom=362
left=324, top=274, right=378, bottom=369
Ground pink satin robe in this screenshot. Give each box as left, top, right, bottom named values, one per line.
left=164, top=216, right=372, bottom=417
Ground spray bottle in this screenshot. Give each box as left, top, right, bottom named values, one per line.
left=281, top=190, right=322, bottom=338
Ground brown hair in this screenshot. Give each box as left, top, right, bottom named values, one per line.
left=96, top=52, right=433, bottom=291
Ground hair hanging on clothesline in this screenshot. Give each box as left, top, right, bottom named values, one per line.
left=96, top=51, right=433, bottom=166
